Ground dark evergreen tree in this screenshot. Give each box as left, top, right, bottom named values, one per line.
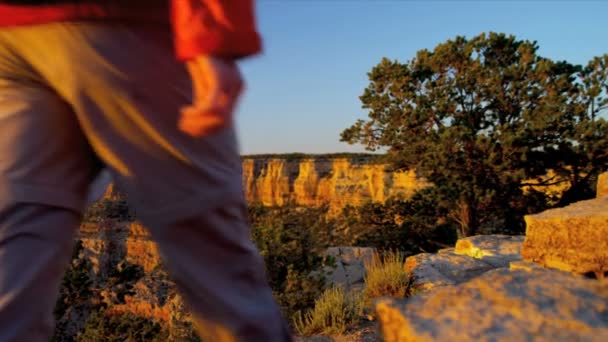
left=342, top=33, right=608, bottom=237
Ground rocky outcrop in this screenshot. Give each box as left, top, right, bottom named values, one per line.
left=323, top=247, right=376, bottom=290
left=81, top=219, right=173, bottom=318
left=405, top=251, right=492, bottom=291
left=405, top=235, right=524, bottom=291
left=377, top=267, right=608, bottom=342
left=381, top=228, right=608, bottom=341
left=242, top=158, right=428, bottom=215
left=80, top=221, right=162, bottom=276
left=124, top=223, right=161, bottom=273
left=454, top=235, right=524, bottom=267
left=522, top=196, right=608, bottom=279
left=376, top=174, right=608, bottom=341
left=54, top=218, right=190, bottom=340
left=382, top=239, right=608, bottom=342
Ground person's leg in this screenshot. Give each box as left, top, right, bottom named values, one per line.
left=5, top=22, right=292, bottom=341
left=0, top=37, right=97, bottom=341
left=0, top=204, right=81, bottom=341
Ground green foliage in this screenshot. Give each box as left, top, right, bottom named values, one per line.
left=106, top=261, right=145, bottom=303
left=556, top=54, right=608, bottom=205
left=292, top=287, right=362, bottom=336
left=249, top=204, right=333, bottom=318
left=363, top=251, right=412, bottom=300
left=78, top=311, right=169, bottom=342
left=342, top=32, right=608, bottom=237
left=53, top=241, right=99, bottom=342
left=53, top=244, right=199, bottom=341
left=54, top=241, right=94, bottom=321
left=334, top=190, right=457, bottom=253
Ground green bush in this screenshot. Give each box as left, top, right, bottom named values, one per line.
left=333, top=189, right=457, bottom=254
left=54, top=241, right=94, bottom=320
left=292, top=286, right=362, bottom=336
left=105, top=261, right=145, bottom=304
left=78, top=311, right=168, bottom=342
left=250, top=204, right=333, bottom=318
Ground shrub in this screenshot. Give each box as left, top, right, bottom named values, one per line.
left=249, top=204, right=332, bottom=318
left=333, top=190, right=457, bottom=254
left=53, top=242, right=96, bottom=341
left=292, top=286, right=362, bottom=336
left=363, top=251, right=411, bottom=300
left=77, top=311, right=169, bottom=342
left=54, top=241, right=94, bottom=320
left=105, top=261, right=145, bottom=303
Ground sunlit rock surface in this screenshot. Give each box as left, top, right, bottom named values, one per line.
left=377, top=267, right=608, bottom=342
left=78, top=220, right=183, bottom=323
left=378, top=174, right=608, bottom=341
left=405, top=235, right=524, bottom=292
left=454, top=235, right=524, bottom=267
left=125, top=222, right=161, bottom=273
left=522, top=196, right=608, bottom=279
left=405, top=252, right=492, bottom=291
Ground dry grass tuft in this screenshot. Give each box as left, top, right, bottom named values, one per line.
left=363, top=251, right=411, bottom=300
left=292, top=286, right=362, bottom=336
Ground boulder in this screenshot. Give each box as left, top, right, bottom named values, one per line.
left=522, top=196, right=608, bottom=279
left=324, top=247, right=376, bottom=289
left=405, top=235, right=524, bottom=292
left=404, top=252, right=494, bottom=291
left=376, top=267, right=608, bottom=342
left=454, top=235, right=524, bottom=267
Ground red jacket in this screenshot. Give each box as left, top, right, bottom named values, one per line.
left=0, top=0, right=262, bottom=60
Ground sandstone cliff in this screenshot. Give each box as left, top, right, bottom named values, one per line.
left=87, top=156, right=579, bottom=218
left=242, top=157, right=429, bottom=215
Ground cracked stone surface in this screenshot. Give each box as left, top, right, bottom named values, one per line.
left=405, top=235, right=524, bottom=292
left=454, top=235, right=524, bottom=267
left=405, top=252, right=494, bottom=291
left=377, top=267, right=608, bottom=342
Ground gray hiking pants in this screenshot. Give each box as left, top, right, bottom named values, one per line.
left=0, top=22, right=290, bottom=342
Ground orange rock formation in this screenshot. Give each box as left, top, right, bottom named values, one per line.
left=242, top=158, right=429, bottom=215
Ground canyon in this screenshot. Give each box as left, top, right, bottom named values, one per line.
left=242, top=156, right=428, bottom=214
left=53, top=157, right=600, bottom=341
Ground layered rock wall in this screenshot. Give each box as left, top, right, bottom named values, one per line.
left=242, top=158, right=429, bottom=214
left=241, top=157, right=582, bottom=215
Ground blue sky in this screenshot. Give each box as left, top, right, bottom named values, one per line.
left=235, top=0, right=608, bottom=155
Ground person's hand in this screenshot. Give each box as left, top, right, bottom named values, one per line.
left=179, top=55, right=244, bottom=137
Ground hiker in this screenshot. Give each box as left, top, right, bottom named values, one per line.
left=0, top=1, right=291, bottom=341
